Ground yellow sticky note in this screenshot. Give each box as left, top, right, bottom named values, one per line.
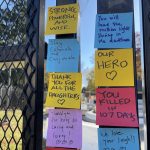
left=45, top=4, right=79, bottom=35
left=45, top=73, right=82, bottom=109
left=95, top=49, right=134, bottom=87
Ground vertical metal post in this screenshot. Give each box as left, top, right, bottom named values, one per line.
left=55, top=1, right=78, bottom=150
left=142, top=0, right=150, bottom=149
left=97, top=0, right=134, bottom=14
left=97, top=0, right=140, bottom=148
left=34, top=0, right=45, bottom=149
left=23, top=0, right=45, bottom=149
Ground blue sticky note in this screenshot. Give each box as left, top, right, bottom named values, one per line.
left=46, top=39, right=80, bottom=72
left=98, top=128, right=140, bottom=150
left=95, top=12, right=133, bottom=48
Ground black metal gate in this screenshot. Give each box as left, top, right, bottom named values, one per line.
left=142, top=0, right=150, bottom=149
left=0, top=0, right=44, bottom=150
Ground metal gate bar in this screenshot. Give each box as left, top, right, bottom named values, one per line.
left=0, top=0, right=45, bottom=149
left=142, top=0, right=150, bottom=149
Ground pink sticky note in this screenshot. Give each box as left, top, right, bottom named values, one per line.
left=46, top=109, right=82, bottom=149
left=96, top=88, right=139, bottom=127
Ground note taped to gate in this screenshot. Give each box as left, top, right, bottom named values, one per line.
left=46, top=39, right=80, bottom=72
left=98, top=128, right=140, bottom=150
left=96, top=88, right=139, bottom=127
left=45, top=4, right=79, bottom=35
left=45, top=73, right=82, bottom=108
left=94, top=12, right=133, bottom=48
left=46, top=148, right=76, bottom=150
left=46, top=109, right=82, bottom=149
left=95, top=49, right=134, bottom=87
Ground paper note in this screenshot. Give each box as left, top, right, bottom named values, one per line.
left=46, top=148, right=76, bottom=150
left=46, top=39, right=80, bottom=72
left=45, top=73, right=82, bottom=108
left=95, top=49, right=134, bottom=86
left=95, top=13, right=133, bottom=48
left=98, top=128, right=140, bottom=150
left=96, top=88, right=138, bottom=127
left=46, top=109, right=82, bottom=149
left=45, top=4, right=79, bottom=35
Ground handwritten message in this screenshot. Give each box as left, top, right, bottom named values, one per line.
left=96, top=88, right=138, bottom=127
left=98, top=128, right=140, bottom=150
left=95, top=13, right=133, bottom=48
left=45, top=4, right=79, bottom=35
left=46, top=109, right=82, bottom=149
left=46, top=148, right=76, bottom=150
left=45, top=73, right=82, bottom=108
left=95, top=49, right=134, bottom=87
left=46, top=39, right=80, bottom=72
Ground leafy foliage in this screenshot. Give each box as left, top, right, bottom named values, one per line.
left=0, top=0, right=27, bottom=46
left=86, top=69, right=95, bottom=92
